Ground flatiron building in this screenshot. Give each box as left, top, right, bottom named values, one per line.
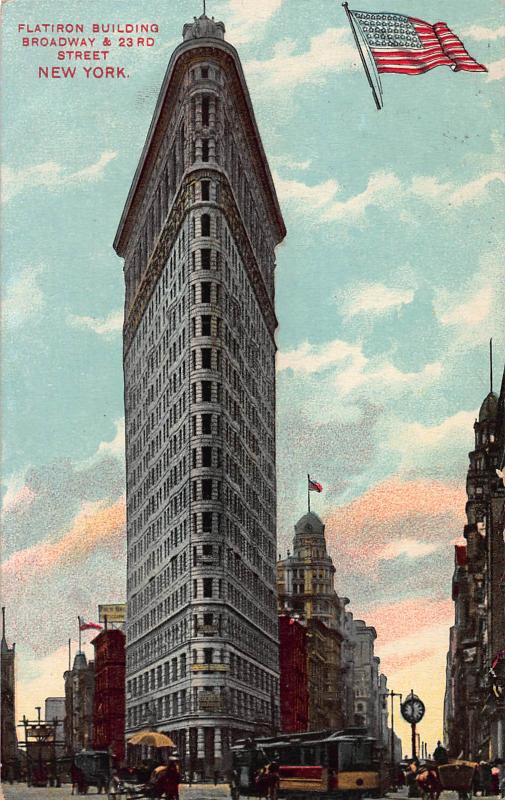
left=114, top=13, right=286, bottom=771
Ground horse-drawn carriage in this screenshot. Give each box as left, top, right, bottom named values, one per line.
left=408, top=758, right=477, bottom=800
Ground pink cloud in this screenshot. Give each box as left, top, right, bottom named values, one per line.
left=363, top=596, right=453, bottom=646
left=2, top=484, right=36, bottom=514
left=2, top=496, right=126, bottom=586
left=325, top=478, right=466, bottom=574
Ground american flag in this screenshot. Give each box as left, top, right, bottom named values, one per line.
left=351, top=10, right=487, bottom=75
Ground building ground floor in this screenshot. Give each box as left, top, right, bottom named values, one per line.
left=128, top=721, right=271, bottom=778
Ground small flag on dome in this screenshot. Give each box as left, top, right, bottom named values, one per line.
left=79, top=616, right=103, bottom=632
left=308, top=476, right=323, bottom=493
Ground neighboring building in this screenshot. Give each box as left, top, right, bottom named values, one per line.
left=64, top=652, right=95, bottom=754
left=1, top=608, right=18, bottom=775
left=352, top=621, right=378, bottom=733
left=444, top=363, right=505, bottom=760
left=278, top=615, right=309, bottom=733
left=92, top=628, right=126, bottom=762
left=277, top=512, right=346, bottom=730
left=341, top=610, right=356, bottom=727
left=45, top=697, right=66, bottom=757
left=115, top=11, right=285, bottom=773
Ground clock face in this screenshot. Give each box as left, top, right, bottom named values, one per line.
left=401, top=695, right=425, bottom=724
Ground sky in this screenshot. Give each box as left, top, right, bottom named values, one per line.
left=1, top=0, right=504, bottom=753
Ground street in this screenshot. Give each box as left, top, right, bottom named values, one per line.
left=0, top=785, right=479, bottom=800
left=1, top=785, right=231, bottom=800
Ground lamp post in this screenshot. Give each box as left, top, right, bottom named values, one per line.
left=386, top=690, right=402, bottom=780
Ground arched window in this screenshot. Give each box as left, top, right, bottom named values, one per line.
left=201, top=213, right=211, bottom=236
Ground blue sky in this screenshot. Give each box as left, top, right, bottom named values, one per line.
left=2, top=0, right=504, bottom=748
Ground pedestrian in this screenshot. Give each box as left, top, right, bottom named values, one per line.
left=70, top=763, right=80, bottom=796
left=480, top=762, right=493, bottom=797
left=214, top=768, right=219, bottom=785
left=161, top=758, right=181, bottom=800
left=433, top=741, right=449, bottom=766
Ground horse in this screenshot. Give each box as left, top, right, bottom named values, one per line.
left=408, top=762, right=442, bottom=800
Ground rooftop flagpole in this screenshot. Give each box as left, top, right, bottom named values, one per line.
left=307, top=474, right=311, bottom=514
left=342, top=2, right=382, bottom=110
left=490, top=338, right=494, bottom=393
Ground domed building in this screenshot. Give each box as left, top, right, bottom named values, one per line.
left=277, top=511, right=348, bottom=731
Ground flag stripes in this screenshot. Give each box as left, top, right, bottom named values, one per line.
left=352, top=11, right=486, bottom=75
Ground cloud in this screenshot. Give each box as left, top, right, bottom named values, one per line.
left=2, top=423, right=125, bottom=559
left=386, top=409, right=476, bottom=481
left=411, top=171, right=505, bottom=207
left=223, top=0, right=284, bottom=44
left=2, top=496, right=125, bottom=584
left=432, top=248, right=505, bottom=348
left=277, top=338, right=361, bottom=375
left=95, top=418, right=125, bottom=461
left=437, top=285, right=492, bottom=327
left=486, top=58, right=505, bottom=82
left=245, top=27, right=357, bottom=88
left=338, top=282, right=415, bottom=319
left=278, top=338, right=441, bottom=397
left=2, top=150, right=117, bottom=203
left=2, top=265, right=44, bottom=328
left=324, top=478, right=466, bottom=577
left=2, top=483, right=36, bottom=515
left=67, top=309, right=123, bottom=336
left=364, top=596, right=453, bottom=647
left=380, top=538, right=440, bottom=561
left=275, top=168, right=505, bottom=227
left=271, top=155, right=312, bottom=171
left=463, top=25, right=505, bottom=41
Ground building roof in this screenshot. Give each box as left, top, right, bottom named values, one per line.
left=479, top=391, right=498, bottom=422
left=294, top=512, right=325, bottom=534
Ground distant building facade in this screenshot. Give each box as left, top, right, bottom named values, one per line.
left=445, top=365, right=505, bottom=760
left=1, top=608, right=18, bottom=774
left=45, top=697, right=66, bottom=757
left=278, top=614, right=308, bottom=733
left=92, top=628, right=126, bottom=762
left=64, top=652, right=95, bottom=754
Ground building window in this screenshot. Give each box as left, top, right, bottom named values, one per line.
left=203, top=578, right=213, bottom=597
left=202, top=479, right=212, bottom=499
left=201, top=181, right=210, bottom=201
left=203, top=648, right=213, bottom=664
left=202, top=446, right=212, bottom=467
left=201, top=381, right=212, bottom=402
left=201, top=348, right=211, bottom=369
left=201, top=413, right=212, bottom=434
left=202, top=511, right=212, bottom=532
left=201, top=248, right=211, bottom=269
left=201, top=316, right=211, bottom=336
left=201, top=282, right=211, bottom=303
left=201, top=67, right=209, bottom=79
left=202, top=140, right=209, bottom=162
left=202, top=96, right=210, bottom=126
left=201, top=213, right=210, bottom=236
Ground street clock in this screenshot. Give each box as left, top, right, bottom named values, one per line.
left=401, top=693, right=425, bottom=724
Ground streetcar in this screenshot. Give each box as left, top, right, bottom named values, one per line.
left=230, top=727, right=388, bottom=798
